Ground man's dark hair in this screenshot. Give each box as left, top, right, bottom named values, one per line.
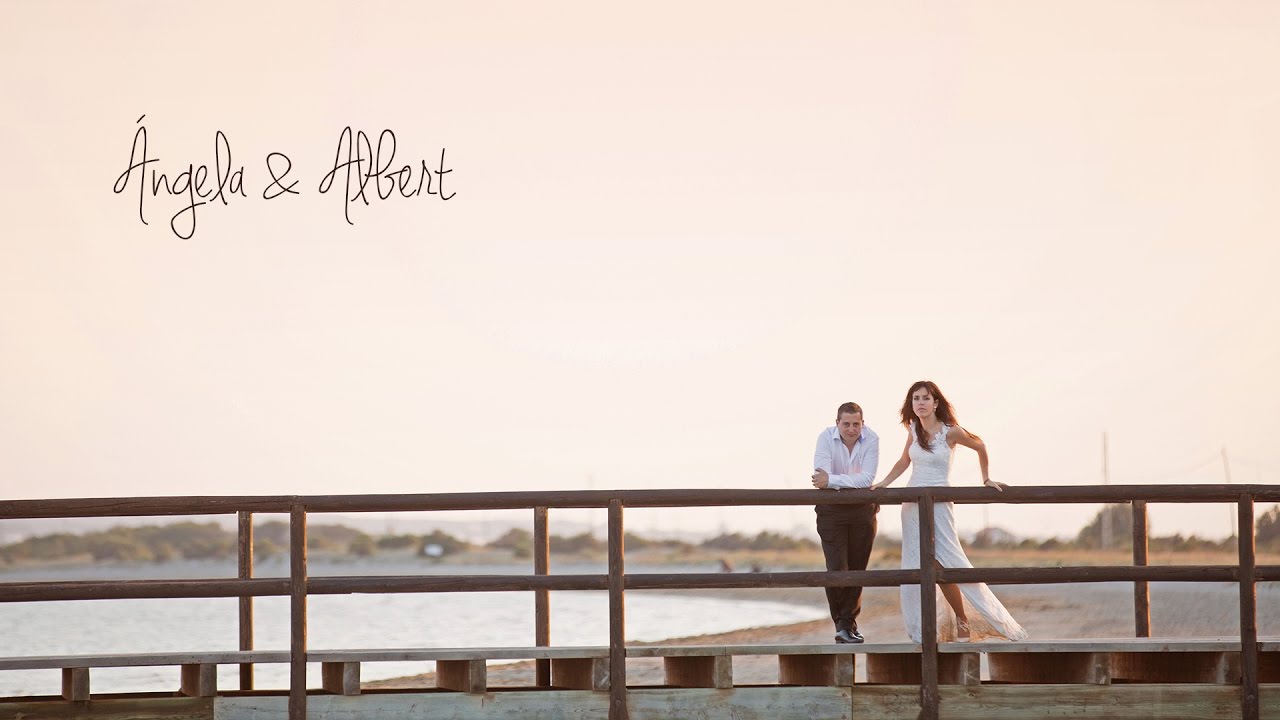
left=836, top=402, right=863, bottom=420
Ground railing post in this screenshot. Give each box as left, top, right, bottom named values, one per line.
left=918, top=492, right=939, bottom=720
left=608, top=499, right=628, bottom=720
left=238, top=510, right=255, bottom=690
left=534, top=506, right=551, bottom=687
left=1131, top=500, right=1150, bottom=637
left=1238, top=494, right=1258, bottom=720
left=289, top=503, right=308, bottom=720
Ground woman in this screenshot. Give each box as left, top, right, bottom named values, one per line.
left=871, top=380, right=1027, bottom=642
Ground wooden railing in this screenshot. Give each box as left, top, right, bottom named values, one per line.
left=1, top=484, right=1276, bottom=720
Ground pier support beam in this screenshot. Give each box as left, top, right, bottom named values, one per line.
left=61, top=667, right=90, bottom=702
left=321, top=661, right=361, bottom=695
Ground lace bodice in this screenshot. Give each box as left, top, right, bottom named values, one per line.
left=907, top=422, right=953, bottom=487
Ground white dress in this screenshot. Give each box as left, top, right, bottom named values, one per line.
left=900, top=422, right=1028, bottom=643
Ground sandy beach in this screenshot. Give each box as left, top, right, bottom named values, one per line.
left=366, top=581, right=1275, bottom=688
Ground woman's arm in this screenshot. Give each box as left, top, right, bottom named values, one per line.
left=949, top=425, right=1007, bottom=491
left=871, top=433, right=912, bottom=490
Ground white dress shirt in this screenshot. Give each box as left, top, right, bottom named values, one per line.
left=813, top=425, right=880, bottom=489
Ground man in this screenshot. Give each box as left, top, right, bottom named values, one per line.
left=811, top=401, right=880, bottom=644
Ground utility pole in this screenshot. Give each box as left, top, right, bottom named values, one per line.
left=1101, top=431, right=1112, bottom=549
left=1223, top=447, right=1236, bottom=539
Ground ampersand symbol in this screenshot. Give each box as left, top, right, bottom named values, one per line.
left=263, top=152, right=300, bottom=199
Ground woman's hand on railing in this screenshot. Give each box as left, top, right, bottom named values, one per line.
left=983, top=479, right=1008, bottom=491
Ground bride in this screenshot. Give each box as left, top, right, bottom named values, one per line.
left=871, top=380, right=1027, bottom=642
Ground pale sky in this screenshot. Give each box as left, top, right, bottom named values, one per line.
left=2, top=1, right=1278, bottom=541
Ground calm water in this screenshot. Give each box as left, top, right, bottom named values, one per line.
left=0, top=559, right=825, bottom=696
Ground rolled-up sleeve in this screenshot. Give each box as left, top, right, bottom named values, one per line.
left=814, top=431, right=836, bottom=476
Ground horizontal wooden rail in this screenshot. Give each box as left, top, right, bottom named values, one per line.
left=0, top=578, right=291, bottom=603
left=0, top=651, right=290, bottom=671
left=3, top=565, right=1254, bottom=604
left=5, top=484, right=1280, bottom=519
left=307, top=575, right=609, bottom=594
left=936, top=565, right=1239, bottom=585
left=1253, top=565, right=1280, bottom=582
left=308, top=646, right=610, bottom=662
left=0, top=496, right=298, bottom=519
left=625, top=570, right=920, bottom=589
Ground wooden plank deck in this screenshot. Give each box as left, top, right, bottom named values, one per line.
left=6, top=685, right=1280, bottom=720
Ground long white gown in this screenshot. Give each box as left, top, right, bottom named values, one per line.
left=900, top=422, right=1028, bottom=643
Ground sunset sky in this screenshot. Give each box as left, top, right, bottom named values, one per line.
left=2, top=1, right=1277, bottom=541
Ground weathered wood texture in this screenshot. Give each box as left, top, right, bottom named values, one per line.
left=238, top=510, right=255, bottom=691
left=919, top=494, right=939, bottom=720
left=553, top=657, right=610, bottom=690
left=627, top=643, right=911, bottom=657
left=307, top=647, right=607, bottom=662
left=307, top=575, right=607, bottom=594
left=852, top=684, right=1261, bottom=720
left=289, top=505, right=307, bottom=720
left=608, top=500, right=627, bottom=720
left=0, top=564, right=1245, bottom=604
left=1259, top=653, right=1280, bottom=682
left=180, top=663, right=217, bottom=697
left=936, top=565, right=1237, bottom=584
left=320, top=661, right=360, bottom=695
left=1242, top=495, right=1260, bottom=720
left=5, top=484, right=1276, bottom=519
left=60, top=667, right=89, bottom=702
left=987, top=652, right=1111, bottom=684
left=662, top=655, right=732, bottom=688
left=777, top=654, right=853, bottom=687
left=626, top=570, right=918, bottom=589
left=0, top=651, right=287, bottom=670
left=942, top=638, right=1240, bottom=653
left=534, top=506, right=551, bottom=687
left=1133, top=500, right=1151, bottom=636
left=627, top=687, right=853, bottom=720
left=9, top=684, right=1280, bottom=720
left=865, top=652, right=980, bottom=686
left=1111, top=652, right=1240, bottom=683
left=437, top=659, right=486, bottom=693
left=211, top=687, right=853, bottom=720
left=214, top=692, right=609, bottom=720
left=0, top=578, right=290, bottom=603
left=0, top=696, right=215, bottom=720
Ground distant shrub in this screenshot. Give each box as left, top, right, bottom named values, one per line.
left=417, top=530, right=470, bottom=557
left=349, top=535, right=376, bottom=557
left=377, top=534, right=419, bottom=551
left=701, top=531, right=816, bottom=552
left=549, top=532, right=604, bottom=554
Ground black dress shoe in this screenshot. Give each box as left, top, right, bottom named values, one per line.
left=834, top=629, right=864, bottom=644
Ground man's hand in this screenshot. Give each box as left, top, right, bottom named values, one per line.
left=811, top=469, right=830, bottom=489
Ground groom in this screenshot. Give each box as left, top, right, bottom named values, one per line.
left=810, top=401, right=880, bottom=643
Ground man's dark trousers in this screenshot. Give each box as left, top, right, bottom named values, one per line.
left=815, top=502, right=877, bottom=633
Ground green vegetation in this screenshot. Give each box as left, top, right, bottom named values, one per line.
left=0, top=522, right=234, bottom=563
left=1, top=504, right=1271, bottom=567
left=701, top=531, right=818, bottom=552
left=971, top=503, right=1241, bottom=553
left=0, top=522, right=470, bottom=565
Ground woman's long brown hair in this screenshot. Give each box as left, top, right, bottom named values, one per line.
left=899, top=380, right=979, bottom=451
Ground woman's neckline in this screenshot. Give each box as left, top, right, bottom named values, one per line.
left=918, top=419, right=948, bottom=438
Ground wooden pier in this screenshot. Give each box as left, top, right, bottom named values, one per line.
left=1, top=485, right=1278, bottom=719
